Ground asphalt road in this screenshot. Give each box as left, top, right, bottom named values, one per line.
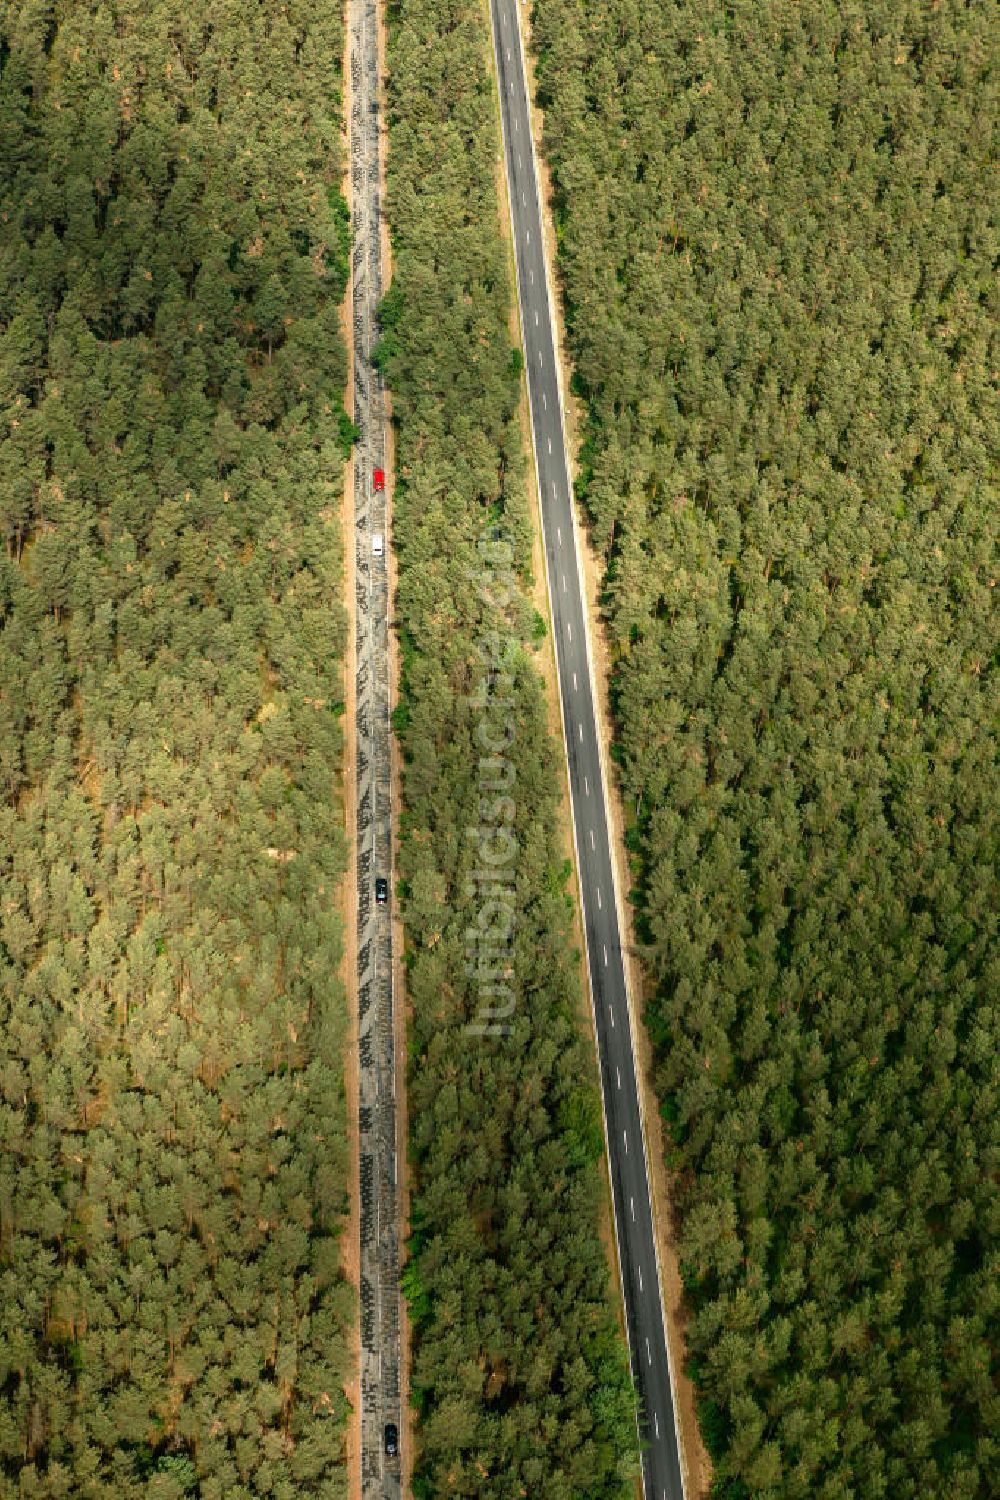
left=489, top=4, right=685, bottom=1497
left=348, top=0, right=401, bottom=1494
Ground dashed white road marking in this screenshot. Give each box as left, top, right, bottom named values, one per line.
left=578, top=722, right=583, bottom=741
left=494, top=28, right=679, bottom=1423
left=521, top=190, right=526, bottom=206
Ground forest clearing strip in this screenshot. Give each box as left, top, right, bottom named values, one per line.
left=345, top=0, right=401, bottom=1492
left=512, top=7, right=712, bottom=1491
left=488, top=0, right=686, bottom=1494
left=381, top=0, right=642, bottom=1493
left=373, top=0, right=414, bottom=1485
left=489, top=54, right=642, bottom=1500
left=337, top=15, right=361, bottom=1493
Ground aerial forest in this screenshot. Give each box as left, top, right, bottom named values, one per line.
left=530, top=0, right=998, bottom=1496
left=380, top=0, right=638, bottom=1493
left=0, top=1, right=354, bottom=1495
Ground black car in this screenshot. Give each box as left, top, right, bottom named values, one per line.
left=384, top=1422, right=398, bottom=1458
left=375, top=877, right=389, bottom=906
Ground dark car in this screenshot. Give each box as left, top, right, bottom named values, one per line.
left=384, top=1422, right=398, bottom=1458
left=375, top=877, right=389, bottom=905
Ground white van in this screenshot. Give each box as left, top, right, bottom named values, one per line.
left=372, top=532, right=384, bottom=558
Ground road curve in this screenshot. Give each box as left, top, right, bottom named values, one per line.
left=488, top=4, right=685, bottom=1498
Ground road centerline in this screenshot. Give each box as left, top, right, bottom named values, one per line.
left=487, top=4, right=686, bottom=1497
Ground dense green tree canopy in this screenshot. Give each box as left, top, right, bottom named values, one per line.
left=530, top=0, right=998, bottom=1496
left=381, top=0, right=639, bottom=1494
left=0, top=1, right=353, bottom=1493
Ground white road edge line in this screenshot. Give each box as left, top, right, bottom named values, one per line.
left=491, top=14, right=691, bottom=1479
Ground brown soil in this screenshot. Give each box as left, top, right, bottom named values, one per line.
left=488, top=14, right=639, bottom=1497
left=495, top=177, right=641, bottom=1500
left=375, top=2, right=414, bottom=1494
left=575, top=486, right=712, bottom=1500
left=516, top=8, right=712, bottom=1497
left=338, top=8, right=361, bottom=1496
left=492, top=47, right=632, bottom=1378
